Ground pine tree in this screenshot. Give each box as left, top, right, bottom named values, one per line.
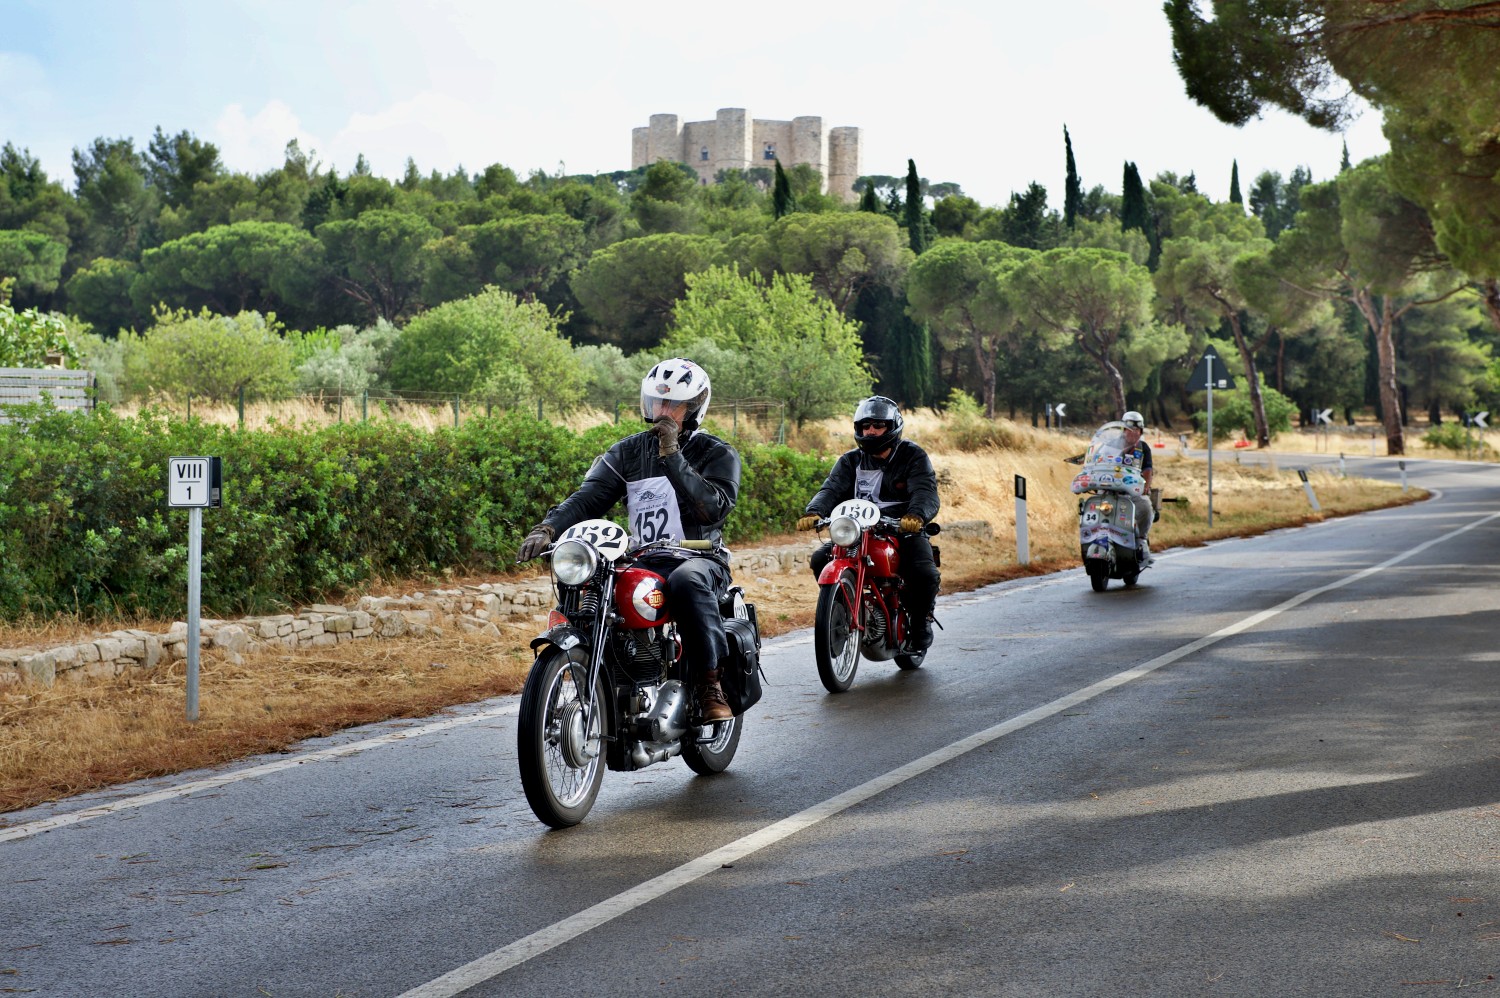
left=1229, top=159, right=1243, bottom=205
left=859, top=182, right=879, bottom=213
left=883, top=186, right=903, bottom=218
left=1120, top=161, right=1148, bottom=235
left=903, top=159, right=927, bottom=254
left=1063, top=126, right=1082, bottom=230
left=772, top=159, right=794, bottom=219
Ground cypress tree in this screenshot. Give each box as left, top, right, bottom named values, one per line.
left=903, top=159, right=927, bottom=254
left=1340, top=139, right=1352, bottom=172
left=859, top=181, right=879, bottom=213
left=1063, top=126, right=1082, bottom=230
left=1120, top=161, right=1148, bottom=235
left=772, top=159, right=794, bottom=219
left=1229, top=159, right=1243, bottom=204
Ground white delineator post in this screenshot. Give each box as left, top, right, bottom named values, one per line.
left=1014, top=474, right=1029, bottom=565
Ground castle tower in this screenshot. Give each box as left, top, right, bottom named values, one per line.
left=828, top=127, right=861, bottom=203
left=631, top=127, right=649, bottom=169
left=647, top=114, right=682, bottom=166
left=713, top=107, right=752, bottom=178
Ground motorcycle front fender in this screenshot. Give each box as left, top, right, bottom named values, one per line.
left=529, top=623, right=589, bottom=654
left=817, top=554, right=862, bottom=586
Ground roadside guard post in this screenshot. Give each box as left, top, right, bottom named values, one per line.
left=168, top=456, right=222, bottom=721
left=1400, top=459, right=1407, bottom=493
left=1014, top=474, right=1029, bottom=565
left=1297, top=468, right=1321, bottom=511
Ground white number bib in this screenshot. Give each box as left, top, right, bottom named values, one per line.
left=626, top=476, right=686, bottom=546
left=855, top=468, right=899, bottom=510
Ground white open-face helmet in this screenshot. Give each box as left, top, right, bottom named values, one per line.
left=1121, top=410, right=1145, bottom=430
left=641, top=358, right=712, bottom=433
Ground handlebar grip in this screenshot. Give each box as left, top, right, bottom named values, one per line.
left=679, top=539, right=713, bottom=550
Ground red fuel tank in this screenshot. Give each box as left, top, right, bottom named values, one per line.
left=866, top=534, right=901, bottom=578
left=616, top=566, right=673, bottom=630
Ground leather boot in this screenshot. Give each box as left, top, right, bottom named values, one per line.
left=697, top=671, right=733, bottom=723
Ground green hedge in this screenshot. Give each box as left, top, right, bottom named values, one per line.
left=0, top=406, right=833, bottom=619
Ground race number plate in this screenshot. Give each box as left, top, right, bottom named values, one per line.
left=557, top=519, right=630, bottom=560
left=829, top=498, right=882, bottom=526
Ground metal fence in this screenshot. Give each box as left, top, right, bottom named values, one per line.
left=0, top=368, right=96, bottom=424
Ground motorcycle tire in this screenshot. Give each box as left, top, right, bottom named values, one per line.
left=1086, top=561, right=1109, bottom=592
left=682, top=715, right=742, bottom=775
left=517, top=647, right=606, bottom=828
left=815, top=569, right=862, bottom=693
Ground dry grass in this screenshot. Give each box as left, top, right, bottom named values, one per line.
left=0, top=423, right=1425, bottom=816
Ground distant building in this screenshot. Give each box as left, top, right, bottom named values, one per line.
left=631, top=108, right=861, bottom=202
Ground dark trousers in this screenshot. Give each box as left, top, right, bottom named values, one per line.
left=809, top=534, right=940, bottom=621
left=661, top=557, right=731, bottom=679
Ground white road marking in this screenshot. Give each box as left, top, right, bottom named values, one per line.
left=396, top=510, right=1500, bottom=997
left=0, top=704, right=518, bottom=844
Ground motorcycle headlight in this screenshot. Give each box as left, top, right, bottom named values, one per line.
left=828, top=515, right=862, bottom=547
left=551, top=539, right=598, bottom=586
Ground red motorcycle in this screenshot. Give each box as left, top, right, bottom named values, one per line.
left=811, top=498, right=940, bottom=693
left=517, top=518, right=762, bottom=827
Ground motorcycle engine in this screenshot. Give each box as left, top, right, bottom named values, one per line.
left=614, top=627, right=669, bottom=686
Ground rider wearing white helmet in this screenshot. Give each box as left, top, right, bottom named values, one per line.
left=1118, top=410, right=1156, bottom=556
left=516, top=358, right=742, bottom=722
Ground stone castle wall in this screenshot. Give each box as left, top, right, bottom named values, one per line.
left=631, top=108, right=860, bottom=202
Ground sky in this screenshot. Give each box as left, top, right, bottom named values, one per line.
left=0, top=0, right=1389, bottom=209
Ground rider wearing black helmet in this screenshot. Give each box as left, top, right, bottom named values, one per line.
left=797, top=396, right=941, bottom=650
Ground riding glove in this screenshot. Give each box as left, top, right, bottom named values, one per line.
left=516, top=523, right=555, bottom=561
left=899, top=514, right=925, bottom=534
left=796, top=514, right=819, bottom=531
left=650, top=418, right=680, bottom=457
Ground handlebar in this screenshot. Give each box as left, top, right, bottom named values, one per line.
left=811, top=516, right=941, bottom=537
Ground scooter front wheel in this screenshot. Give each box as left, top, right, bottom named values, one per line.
left=815, top=570, right=861, bottom=693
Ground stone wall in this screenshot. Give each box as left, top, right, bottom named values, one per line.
left=0, top=542, right=817, bottom=688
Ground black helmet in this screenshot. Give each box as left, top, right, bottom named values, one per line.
left=853, top=396, right=903, bottom=454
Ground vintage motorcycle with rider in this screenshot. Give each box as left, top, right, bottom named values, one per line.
left=513, top=358, right=762, bottom=827
left=516, top=522, right=761, bottom=827
left=807, top=498, right=940, bottom=692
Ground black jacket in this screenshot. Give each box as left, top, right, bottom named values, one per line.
left=803, top=439, right=940, bottom=523
left=542, top=429, right=741, bottom=558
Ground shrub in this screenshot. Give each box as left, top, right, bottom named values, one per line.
left=1422, top=421, right=1494, bottom=456
left=120, top=308, right=297, bottom=402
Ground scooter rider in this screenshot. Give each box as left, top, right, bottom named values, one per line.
left=1119, top=410, right=1155, bottom=561
left=516, top=358, right=742, bottom=723
left=797, top=396, right=941, bottom=650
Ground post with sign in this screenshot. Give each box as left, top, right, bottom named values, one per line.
left=1014, top=474, right=1030, bottom=565
left=168, top=456, right=222, bottom=721
left=1188, top=345, right=1236, bottom=527
left=1296, top=468, right=1321, bottom=511
left=1053, top=402, right=1065, bottom=434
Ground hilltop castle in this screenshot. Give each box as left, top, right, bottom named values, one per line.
left=631, top=109, right=861, bottom=202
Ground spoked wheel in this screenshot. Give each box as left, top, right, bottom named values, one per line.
left=517, top=647, right=606, bottom=828
left=815, top=570, right=861, bottom=693
left=682, top=714, right=742, bottom=775
left=1086, top=560, right=1109, bottom=592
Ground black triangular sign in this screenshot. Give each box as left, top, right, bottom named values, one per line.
left=1187, top=345, right=1237, bottom=391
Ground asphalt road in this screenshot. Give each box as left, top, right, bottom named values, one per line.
left=4, top=453, right=1498, bottom=997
